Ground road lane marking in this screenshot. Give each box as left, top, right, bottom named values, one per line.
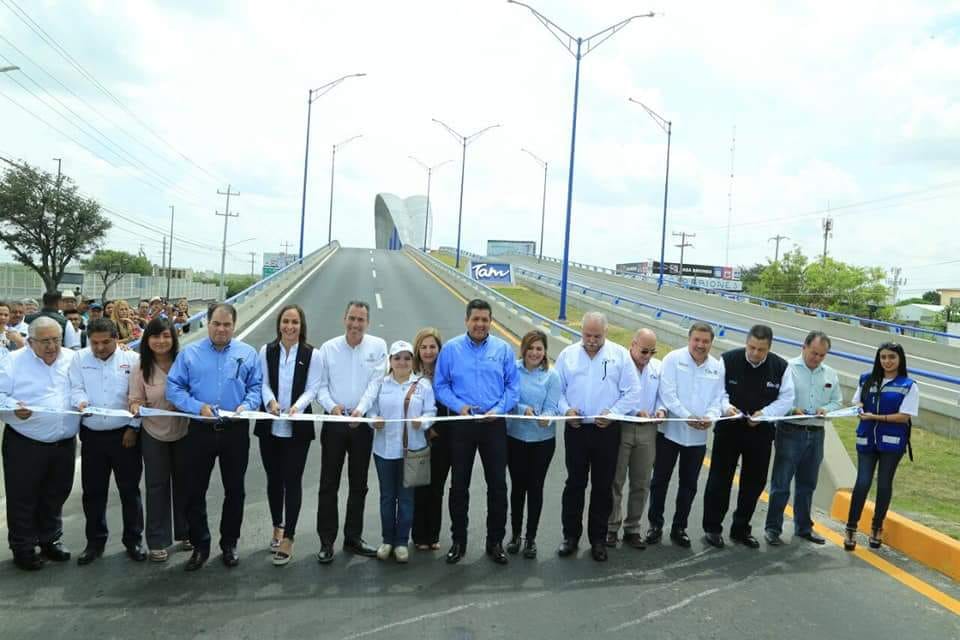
left=407, top=253, right=520, bottom=346
left=372, top=269, right=377, bottom=278
left=370, top=257, right=375, bottom=263
left=237, top=248, right=339, bottom=341
left=375, top=293, right=383, bottom=309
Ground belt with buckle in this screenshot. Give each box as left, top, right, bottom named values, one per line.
left=781, top=421, right=824, bottom=432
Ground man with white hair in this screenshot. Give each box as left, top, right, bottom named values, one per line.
left=0, top=316, right=80, bottom=571
left=554, top=312, right=641, bottom=562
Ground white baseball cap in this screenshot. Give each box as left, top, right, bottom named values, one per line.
left=389, top=340, right=414, bottom=357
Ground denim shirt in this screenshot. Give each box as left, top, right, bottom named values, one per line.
left=166, top=338, right=262, bottom=416
left=506, top=361, right=561, bottom=443
left=434, top=333, right=519, bottom=415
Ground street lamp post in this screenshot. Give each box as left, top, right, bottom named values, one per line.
left=520, top=148, right=548, bottom=262
left=432, top=119, right=500, bottom=269
left=628, top=98, right=672, bottom=291
left=508, top=1, right=654, bottom=321
left=327, top=134, right=362, bottom=244
left=0, top=65, right=19, bottom=74
left=409, top=156, right=453, bottom=253
left=298, top=73, right=365, bottom=260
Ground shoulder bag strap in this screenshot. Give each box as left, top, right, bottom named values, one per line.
left=402, top=380, right=419, bottom=452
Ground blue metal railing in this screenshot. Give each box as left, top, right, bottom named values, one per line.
left=516, top=265, right=960, bottom=388
left=129, top=242, right=339, bottom=351
left=478, top=249, right=960, bottom=342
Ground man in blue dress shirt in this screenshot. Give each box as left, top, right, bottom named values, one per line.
left=167, top=303, right=262, bottom=571
left=435, top=299, right=519, bottom=565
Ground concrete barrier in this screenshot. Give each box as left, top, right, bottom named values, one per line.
left=830, top=490, right=960, bottom=582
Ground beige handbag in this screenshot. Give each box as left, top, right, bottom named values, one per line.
left=402, top=380, right=431, bottom=488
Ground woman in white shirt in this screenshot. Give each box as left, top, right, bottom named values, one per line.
left=364, top=340, right=436, bottom=563
left=256, top=305, right=322, bottom=566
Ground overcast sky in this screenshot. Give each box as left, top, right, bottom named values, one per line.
left=0, top=1, right=957, bottom=295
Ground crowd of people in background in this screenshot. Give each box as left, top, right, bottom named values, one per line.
left=0, top=295, right=919, bottom=574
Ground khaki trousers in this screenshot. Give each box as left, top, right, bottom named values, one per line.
left=608, top=423, right=657, bottom=534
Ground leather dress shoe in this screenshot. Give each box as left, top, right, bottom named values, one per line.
left=125, top=543, right=147, bottom=562
left=644, top=528, right=663, bottom=545
left=344, top=538, right=378, bottom=557
left=669, top=528, right=692, bottom=548
left=506, top=535, right=522, bottom=555
left=77, top=546, right=104, bottom=566
left=730, top=532, right=761, bottom=549
left=704, top=532, right=725, bottom=549
left=556, top=539, right=578, bottom=557
left=590, top=544, right=608, bottom=562
left=221, top=546, right=240, bottom=567
left=623, top=532, right=646, bottom=550
left=764, top=531, right=784, bottom=546
left=797, top=531, right=826, bottom=545
left=604, top=531, right=619, bottom=547
left=445, top=543, right=466, bottom=564
left=40, top=541, right=71, bottom=562
left=316, top=544, right=335, bottom=564
left=522, top=539, right=537, bottom=559
left=184, top=549, right=209, bottom=571
left=486, top=543, right=508, bottom=565
left=14, top=551, right=44, bottom=571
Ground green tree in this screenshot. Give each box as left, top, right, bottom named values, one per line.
left=0, top=161, right=111, bottom=292
left=748, top=248, right=806, bottom=301
left=738, top=262, right=766, bottom=289
left=922, top=290, right=941, bottom=304
left=82, top=249, right=153, bottom=301
left=804, top=258, right=890, bottom=317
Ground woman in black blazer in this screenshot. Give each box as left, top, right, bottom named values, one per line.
left=256, top=304, right=320, bottom=565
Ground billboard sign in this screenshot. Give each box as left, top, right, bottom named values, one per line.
left=470, top=261, right=514, bottom=285
left=487, top=240, right=536, bottom=257
left=262, top=252, right=298, bottom=278
left=618, top=260, right=741, bottom=280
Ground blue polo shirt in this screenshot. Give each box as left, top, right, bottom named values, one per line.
left=434, top=333, right=519, bottom=416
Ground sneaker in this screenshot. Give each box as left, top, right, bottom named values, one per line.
left=376, top=544, right=393, bottom=561
left=394, top=546, right=409, bottom=563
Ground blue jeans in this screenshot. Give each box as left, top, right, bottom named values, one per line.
left=847, top=450, right=903, bottom=530
left=765, top=424, right=824, bottom=536
left=374, top=455, right=414, bottom=546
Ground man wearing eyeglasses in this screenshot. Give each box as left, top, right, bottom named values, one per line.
left=607, top=328, right=665, bottom=550
left=0, top=317, right=80, bottom=571
left=554, top=312, right=641, bottom=562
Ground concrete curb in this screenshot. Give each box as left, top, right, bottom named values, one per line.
left=830, top=490, right=960, bottom=581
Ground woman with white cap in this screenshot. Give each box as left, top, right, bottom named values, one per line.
left=361, top=340, right=436, bottom=563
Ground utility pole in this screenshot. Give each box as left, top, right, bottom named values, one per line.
left=769, top=234, right=789, bottom=262
left=673, top=231, right=695, bottom=286
left=821, top=215, right=833, bottom=266
left=249, top=252, right=256, bottom=277
left=888, top=267, right=906, bottom=303
left=280, top=240, right=293, bottom=257
left=165, top=205, right=175, bottom=300
left=161, top=235, right=167, bottom=277
left=216, top=184, right=240, bottom=300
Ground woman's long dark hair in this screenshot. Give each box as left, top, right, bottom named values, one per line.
left=274, top=304, right=308, bottom=344
left=861, top=342, right=909, bottom=401
left=140, top=317, right=180, bottom=383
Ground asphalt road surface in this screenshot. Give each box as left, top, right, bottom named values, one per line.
left=0, top=248, right=957, bottom=640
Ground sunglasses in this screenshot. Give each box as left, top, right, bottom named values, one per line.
left=637, top=348, right=657, bottom=356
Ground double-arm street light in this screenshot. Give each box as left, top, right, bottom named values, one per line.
left=507, top=0, right=654, bottom=321
left=298, top=73, right=366, bottom=259
left=432, top=119, right=500, bottom=269
left=628, top=98, right=672, bottom=291
left=409, top=156, right=453, bottom=252
left=328, top=134, right=362, bottom=244
left=520, top=148, right=548, bottom=263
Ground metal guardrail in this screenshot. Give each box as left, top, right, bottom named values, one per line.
left=516, top=265, right=960, bottom=388
left=128, top=242, right=339, bottom=351
left=467, top=248, right=960, bottom=342
left=416, top=248, right=582, bottom=342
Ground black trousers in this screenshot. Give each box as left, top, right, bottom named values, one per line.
left=412, top=423, right=452, bottom=546
left=449, top=419, right=508, bottom=547
left=561, top=422, right=621, bottom=545
left=317, top=422, right=373, bottom=545
left=79, top=426, right=144, bottom=548
left=507, top=435, right=555, bottom=541
left=2, top=427, right=76, bottom=555
left=648, top=433, right=706, bottom=531
left=182, top=420, right=250, bottom=553
left=258, top=434, right=311, bottom=539
left=702, top=424, right=774, bottom=536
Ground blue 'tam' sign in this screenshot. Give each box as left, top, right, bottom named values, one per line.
left=470, top=261, right=514, bottom=285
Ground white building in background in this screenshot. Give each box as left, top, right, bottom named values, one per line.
left=895, top=303, right=944, bottom=325
left=374, top=194, right=431, bottom=250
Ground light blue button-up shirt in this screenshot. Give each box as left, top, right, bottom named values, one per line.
left=434, top=333, right=519, bottom=416
left=506, top=360, right=561, bottom=442
left=166, top=337, right=262, bottom=416
left=783, top=355, right=843, bottom=426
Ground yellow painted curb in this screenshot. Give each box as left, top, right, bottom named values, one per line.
left=831, top=490, right=960, bottom=582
